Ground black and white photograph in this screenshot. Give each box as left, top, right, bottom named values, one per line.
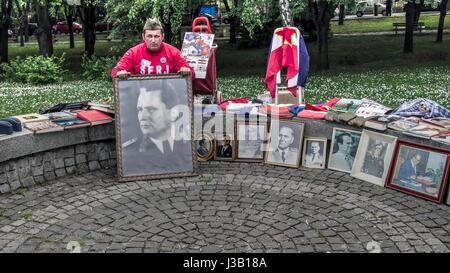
left=114, top=74, right=197, bottom=181
left=361, top=140, right=388, bottom=178
left=215, top=132, right=235, bottom=160
left=302, top=138, right=327, bottom=169
left=236, top=121, right=267, bottom=162
left=265, top=120, right=304, bottom=168
left=328, top=128, right=361, bottom=173
left=195, top=133, right=215, bottom=161
left=351, top=130, right=397, bottom=187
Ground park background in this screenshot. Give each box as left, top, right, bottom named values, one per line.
left=0, top=0, right=449, bottom=119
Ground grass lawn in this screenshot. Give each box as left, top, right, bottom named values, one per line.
left=1, top=33, right=450, bottom=118
left=331, top=14, right=450, bottom=33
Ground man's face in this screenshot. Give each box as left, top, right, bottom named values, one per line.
left=143, top=29, right=164, bottom=52
left=137, top=90, right=170, bottom=138
left=338, top=135, right=353, bottom=154
left=412, top=154, right=422, bottom=165
left=278, top=127, right=294, bottom=150
left=311, top=142, right=320, bottom=154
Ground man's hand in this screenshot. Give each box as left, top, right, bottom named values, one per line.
left=178, top=67, right=191, bottom=75
left=116, top=70, right=131, bottom=79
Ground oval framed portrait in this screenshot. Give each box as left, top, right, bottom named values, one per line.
left=195, top=133, right=215, bottom=161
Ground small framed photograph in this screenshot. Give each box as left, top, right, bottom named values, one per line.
left=114, top=74, right=197, bottom=181
left=328, top=128, right=362, bottom=173
left=236, top=121, right=267, bottom=162
left=302, top=138, right=327, bottom=169
left=351, top=130, right=398, bottom=186
left=214, top=131, right=235, bottom=161
left=386, top=140, right=450, bottom=203
left=195, top=133, right=215, bottom=161
left=265, top=120, right=304, bottom=168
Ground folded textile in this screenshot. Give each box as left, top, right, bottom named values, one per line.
left=289, top=105, right=306, bottom=115
left=306, top=98, right=341, bottom=112
left=347, top=116, right=370, bottom=127
left=218, top=97, right=250, bottom=110
left=386, top=98, right=450, bottom=119
left=0, top=121, right=14, bottom=135
left=297, top=110, right=327, bottom=119
left=258, top=104, right=294, bottom=118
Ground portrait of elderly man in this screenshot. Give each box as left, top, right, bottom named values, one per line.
left=267, top=124, right=300, bottom=166
left=329, top=130, right=360, bottom=172
left=304, top=140, right=325, bottom=168
left=118, top=78, right=194, bottom=177
left=238, top=124, right=265, bottom=160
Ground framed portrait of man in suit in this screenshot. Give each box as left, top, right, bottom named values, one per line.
left=302, top=137, right=327, bottom=169
left=328, top=128, right=361, bottom=173
left=265, top=120, right=304, bottom=168
left=214, top=131, right=235, bottom=161
left=114, top=74, right=197, bottom=181
left=236, top=121, right=267, bottom=162
left=386, top=140, right=449, bottom=203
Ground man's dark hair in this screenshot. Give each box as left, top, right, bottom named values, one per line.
left=337, top=133, right=353, bottom=145
left=141, top=79, right=183, bottom=109
left=199, top=139, right=206, bottom=146
left=143, top=18, right=163, bottom=33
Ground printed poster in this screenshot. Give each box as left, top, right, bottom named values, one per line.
left=182, top=32, right=214, bottom=79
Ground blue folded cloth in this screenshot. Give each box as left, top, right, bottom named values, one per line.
left=289, top=105, right=306, bottom=115
left=386, top=98, right=450, bottom=119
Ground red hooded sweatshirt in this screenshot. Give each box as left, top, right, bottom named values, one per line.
left=111, top=42, right=195, bottom=79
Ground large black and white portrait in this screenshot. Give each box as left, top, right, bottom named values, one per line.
left=236, top=121, right=267, bottom=162
left=265, top=120, right=304, bottom=168
left=114, top=75, right=197, bottom=181
left=302, top=138, right=327, bottom=169
left=328, top=128, right=361, bottom=173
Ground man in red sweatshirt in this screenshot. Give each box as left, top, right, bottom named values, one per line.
left=111, top=18, right=194, bottom=78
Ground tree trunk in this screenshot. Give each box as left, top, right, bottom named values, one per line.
left=78, top=3, right=96, bottom=56
left=34, top=0, right=53, bottom=57
left=223, top=0, right=239, bottom=44
left=404, top=2, right=414, bottom=53
left=279, top=0, right=293, bottom=26
left=64, top=5, right=76, bottom=49
left=436, top=0, right=448, bottom=42
left=0, top=0, right=13, bottom=63
left=338, top=4, right=345, bottom=25
left=24, top=1, right=29, bottom=42
left=14, top=0, right=25, bottom=46
left=311, top=0, right=334, bottom=70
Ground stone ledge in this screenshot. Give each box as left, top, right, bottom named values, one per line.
left=0, top=116, right=448, bottom=195
left=0, top=123, right=115, bottom=164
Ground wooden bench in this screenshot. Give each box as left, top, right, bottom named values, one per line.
left=392, top=22, right=425, bottom=35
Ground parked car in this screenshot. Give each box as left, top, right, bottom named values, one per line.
left=52, top=21, right=83, bottom=34
left=95, top=20, right=112, bottom=32
left=15, top=23, right=38, bottom=36
left=355, top=1, right=387, bottom=17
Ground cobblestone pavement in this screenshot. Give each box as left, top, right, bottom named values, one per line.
left=0, top=162, right=449, bottom=253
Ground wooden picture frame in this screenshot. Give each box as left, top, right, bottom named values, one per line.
left=351, top=129, right=398, bottom=187
left=214, top=130, right=236, bottom=161
left=195, top=132, right=215, bottom=161
left=264, top=120, right=304, bottom=168
left=114, top=74, right=197, bottom=181
left=236, top=121, right=267, bottom=162
left=328, top=128, right=362, bottom=173
left=302, top=137, right=327, bottom=169
left=386, top=140, right=450, bottom=203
